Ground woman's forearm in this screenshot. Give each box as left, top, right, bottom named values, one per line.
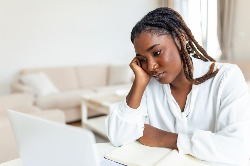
left=139, top=124, right=178, bottom=150
left=126, top=78, right=148, bottom=109
left=162, top=131, right=178, bottom=149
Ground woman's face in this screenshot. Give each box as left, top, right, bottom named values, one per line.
left=133, top=31, right=184, bottom=84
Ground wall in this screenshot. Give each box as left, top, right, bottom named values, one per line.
left=0, top=0, right=161, bottom=94
left=232, top=0, right=250, bottom=58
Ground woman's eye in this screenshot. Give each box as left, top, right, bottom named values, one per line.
left=140, top=58, right=147, bottom=63
left=153, top=50, right=162, bottom=56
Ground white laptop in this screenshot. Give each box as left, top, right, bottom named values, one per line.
left=7, top=110, right=102, bottom=166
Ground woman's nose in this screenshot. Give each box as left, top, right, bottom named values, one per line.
left=148, top=62, right=159, bottom=72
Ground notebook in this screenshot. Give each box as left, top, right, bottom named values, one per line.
left=105, top=141, right=210, bottom=166
left=7, top=110, right=121, bottom=166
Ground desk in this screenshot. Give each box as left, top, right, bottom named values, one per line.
left=0, top=143, right=117, bottom=166
left=2, top=143, right=250, bottom=166
left=81, top=91, right=127, bottom=138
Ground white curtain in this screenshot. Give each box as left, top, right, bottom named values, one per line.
left=161, top=0, right=174, bottom=8
left=162, top=0, right=221, bottom=60
left=217, top=0, right=235, bottom=60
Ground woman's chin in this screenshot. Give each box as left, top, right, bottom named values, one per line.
left=155, top=77, right=171, bottom=84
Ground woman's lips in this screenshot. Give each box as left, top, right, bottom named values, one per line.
left=152, top=72, right=165, bottom=80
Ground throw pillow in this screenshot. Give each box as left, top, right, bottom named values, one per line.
left=20, top=72, right=59, bottom=96
left=108, top=65, right=133, bottom=85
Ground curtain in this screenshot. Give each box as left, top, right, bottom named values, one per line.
left=161, top=0, right=174, bottom=8
left=217, top=0, right=235, bottom=60
left=161, top=0, right=221, bottom=60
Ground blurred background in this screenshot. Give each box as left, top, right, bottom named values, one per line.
left=0, top=0, right=249, bottom=94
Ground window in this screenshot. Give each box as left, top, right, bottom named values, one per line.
left=171, top=0, right=221, bottom=60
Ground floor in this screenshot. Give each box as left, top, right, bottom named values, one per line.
left=69, top=120, right=109, bottom=143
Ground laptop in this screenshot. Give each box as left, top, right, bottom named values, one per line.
left=7, top=110, right=101, bottom=166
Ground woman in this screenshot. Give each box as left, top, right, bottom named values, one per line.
left=105, top=7, right=250, bottom=165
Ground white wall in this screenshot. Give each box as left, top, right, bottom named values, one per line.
left=0, top=0, right=161, bottom=94
left=232, top=0, right=250, bottom=58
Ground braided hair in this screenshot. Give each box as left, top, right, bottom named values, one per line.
left=131, top=7, right=219, bottom=85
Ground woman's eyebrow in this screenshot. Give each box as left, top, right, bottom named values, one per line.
left=136, top=44, right=160, bottom=56
left=147, top=44, right=160, bottom=52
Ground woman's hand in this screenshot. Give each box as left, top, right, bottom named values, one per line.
left=126, top=57, right=150, bottom=109
left=138, top=124, right=178, bottom=149
left=129, top=57, right=150, bottom=86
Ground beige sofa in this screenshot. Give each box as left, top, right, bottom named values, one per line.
left=0, top=93, right=65, bottom=163
left=11, top=64, right=132, bottom=123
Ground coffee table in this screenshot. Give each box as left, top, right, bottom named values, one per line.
left=81, top=89, right=128, bottom=138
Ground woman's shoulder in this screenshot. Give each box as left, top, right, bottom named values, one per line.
left=192, top=57, right=238, bottom=79
left=215, top=61, right=237, bottom=70
left=196, top=59, right=248, bottom=98
left=212, top=61, right=247, bottom=92
left=194, top=57, right=243, bottom=78
left=214, top=61, right=243, bottom=78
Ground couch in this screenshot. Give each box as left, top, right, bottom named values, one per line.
left=11, top=64, right=132, bottom=123
left=0, top=93, right=65, bottom=163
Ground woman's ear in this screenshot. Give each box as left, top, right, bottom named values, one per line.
left=174, top=34, right=188, bottom=50
left=174, top=37, right=181, bottom=50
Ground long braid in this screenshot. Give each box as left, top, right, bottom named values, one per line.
left=131, top=7, right=219, bottom=85
left=176, top=30, right=194, bottom=81
left=178, top=16, right=220, bottom=84
left=169, top=8, right=216, bottom=62
left=188, top=41, right=208, bottom=61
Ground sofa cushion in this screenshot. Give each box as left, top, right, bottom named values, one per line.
left=0, top=106, right=41, bottom=120
left=35, top=89, right=94, bottom=109
left=0, top=118, right=19, bottom=163
left=75, top=65, right=108, bottom=88
left=21, top=67, right=79, bottom=91
left=0, top=93, right=34, bottom=113
left=20, top=72, right=59, bottom=96
left=108, top=65, right=132, bottom=85
left=94, top=83, right=132, bottom=94
left=62, top=108, right=82, bottom=123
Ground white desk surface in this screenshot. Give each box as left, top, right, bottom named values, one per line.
left=2, top=143, right=250, bottom=166
left=0, top=143, right=117, bottom=166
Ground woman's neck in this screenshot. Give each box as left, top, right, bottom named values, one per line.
left=170, top=68, right=192, bottom=91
